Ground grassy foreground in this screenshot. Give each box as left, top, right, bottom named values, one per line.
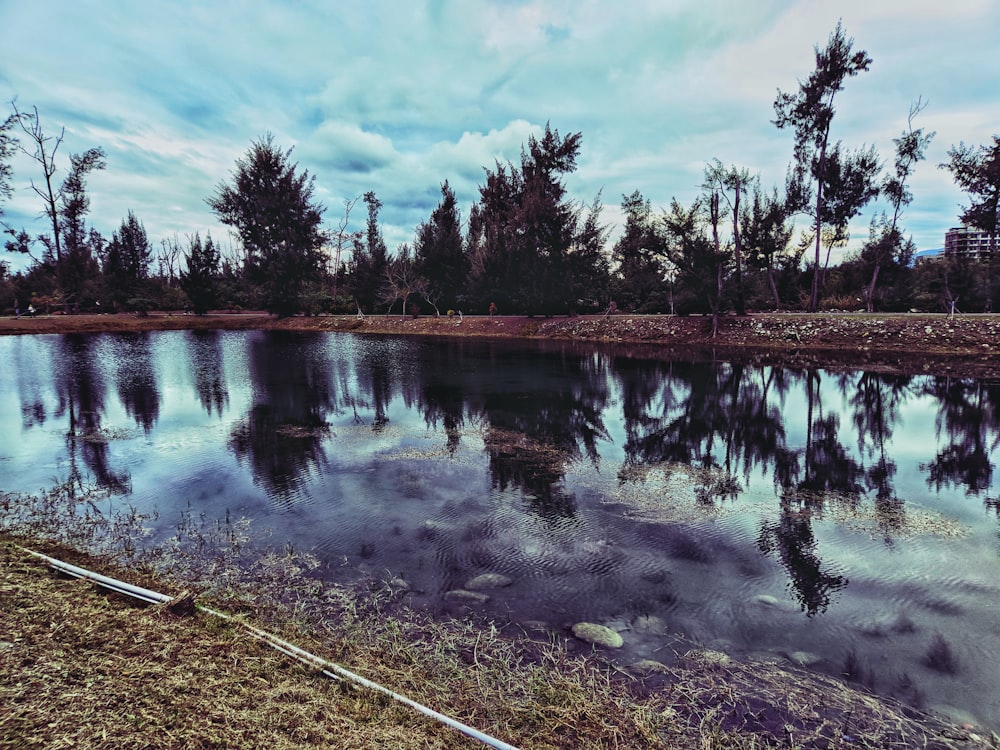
left=1, top=486, right=996, bottom=749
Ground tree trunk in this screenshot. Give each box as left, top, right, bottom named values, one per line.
left=865, top=264, right=881, bottom=313
left=810, top=141, right=828, bottom=312
left=732, top=185, right=746, bottom=315
left=767, top=266, right=782, bottom=311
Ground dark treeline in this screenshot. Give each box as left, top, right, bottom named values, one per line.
left=2, top=23, right=999, bottom=321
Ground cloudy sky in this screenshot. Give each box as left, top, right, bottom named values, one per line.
left=2, top=0, right=998, bottom=272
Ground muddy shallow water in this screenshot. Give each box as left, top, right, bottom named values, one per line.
left=1, top=329, right=998, bottom=730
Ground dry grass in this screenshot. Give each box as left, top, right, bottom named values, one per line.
left=0, top=536, right=671, bottom=750
left=1, top=484, right=996, bottom=749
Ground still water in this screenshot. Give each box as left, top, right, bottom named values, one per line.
left=1, top=330, right=999, bottom=729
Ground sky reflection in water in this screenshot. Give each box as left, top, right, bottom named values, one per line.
left=1, top=329, right=999, bottom=730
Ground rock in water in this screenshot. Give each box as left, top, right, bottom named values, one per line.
left=630, top=659, right=671, bottom=675
left=787, top=651, right=823, bottom=667
left=444, top=589, right=489, bottom=604
left=571, top=622, right=624, bottom=648
left=464, top=573, right=513, bottom=590
left=632, top=614, right=668, bottom=634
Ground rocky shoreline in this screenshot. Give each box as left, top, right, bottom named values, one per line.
left=4, top=311, right=1000, bottom=377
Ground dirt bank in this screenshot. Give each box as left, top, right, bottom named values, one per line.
left=5, top=311, right=1000, bottom=376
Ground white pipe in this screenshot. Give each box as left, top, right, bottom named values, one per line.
left=18, top=547, right=522, bottom=750
left=20, top=548, right=173, bottom=604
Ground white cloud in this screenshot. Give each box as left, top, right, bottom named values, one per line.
left=306, top=121, right=400, bottom=174
left=2, top=0, right=999, bottom=271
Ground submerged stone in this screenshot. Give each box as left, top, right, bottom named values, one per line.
left=632, top=614, right=668, bottom=634
left=571, top=622, right=624, bottom=648
left=464, top=573, right=513, bottom=590
left=787, top=651, right=823, bottom=667
left=753, top=594, right=797, bottom=612
left=754, top=594, right=782, bottom=607
left=444, top=589, right=489, bottom=604
left=630, top=659, right=671, bottom=675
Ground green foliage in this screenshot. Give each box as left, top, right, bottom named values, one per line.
left=942, top=135, right=1000, bottom=238
left=53, top=148, right=106, bottom=312
left=104, top=210, right=152, bottom=309
left=466, top=123, right=608, bottom=315
left=740, top=183, right=799, bottom=310
left=414, top=181, right=467, bottom=314
left=179, top=232, right=220, bottom=315
left=662, top=196, right=730, bottom=321
left=566, top=193, right=611, bottom=313
left=207, top=134, right=326, bottom=316
left=349, top=191, right=389, bottom=313
left=704, top=160, right=754, bottom=315
left=299, top=283, right=334, bottom=316
left=153, top=283, right=189, bottom=312
left=125, top=296, right=154, bottom=316
left=860, top=103, right=934, bottom=312
left=857, top=216, right=915, bottom=311
left=611, top=191, right=668, bottom=312
left=774, top=21, right=876, bottom=311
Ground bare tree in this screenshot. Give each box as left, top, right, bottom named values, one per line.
left=327, top=195, right=361, bottom=302
left=10, top=101, right=107, bottom=310
left=863, top=99, right=934, bottom=312
left=157, top=235, right=183, bottom=285
left=380, top=244, right=427, bottom=317
left=9, top=101, right=65, bottom=262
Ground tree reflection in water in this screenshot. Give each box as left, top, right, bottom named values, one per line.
left=471, top=344, right=611, bottom=517
left=110, top=332, right=160, bottom=434
left=186, top=329, right=229, bottom=417
left=53, top=334, right=130, bottom=495
left=229, top=332, right=339, bottom=503
left=849, top=372, right=912, bottom=539
left=921, top=377, right=1000, bottom=495
left=7, top=332, right=1000, bottom=730
left=757, top=501, right=849, bottom=616
left=29, top=332, right=1000, bottom=620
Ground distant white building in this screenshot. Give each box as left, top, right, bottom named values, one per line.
left=945, top=226, right=999, bottom=259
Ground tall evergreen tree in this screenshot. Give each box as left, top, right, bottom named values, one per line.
left=207, top=134, right=326, bottom=316
left=349, top=191, right=390, bottom=313
left=703, top=160, right=753, bottom=315
left=179, top=232, right=220, bottom=315
left=414, top=181, right=467, bottom=314
left=611, top=191, right=667, bottom=312
left=662, top=196, right=731, bottom=334
left=517, top=125, right=582, bottom=314
left=56, top=148, right=106, bottom=312
left=104, top=210, right=151, bottom=309
left=468, top=124, right=595, bottom=315
left=741, top=183, right=798, bottom=310
left=862, top=102, right=933, bottom=311
left=467, top=162, right=523, bottom=313
left=0, top=112, right=16, bottom=231
left=565, top=194, right=611, bottom=313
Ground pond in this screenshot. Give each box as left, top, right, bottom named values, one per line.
left=1, top=329, right=999, bottom=730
